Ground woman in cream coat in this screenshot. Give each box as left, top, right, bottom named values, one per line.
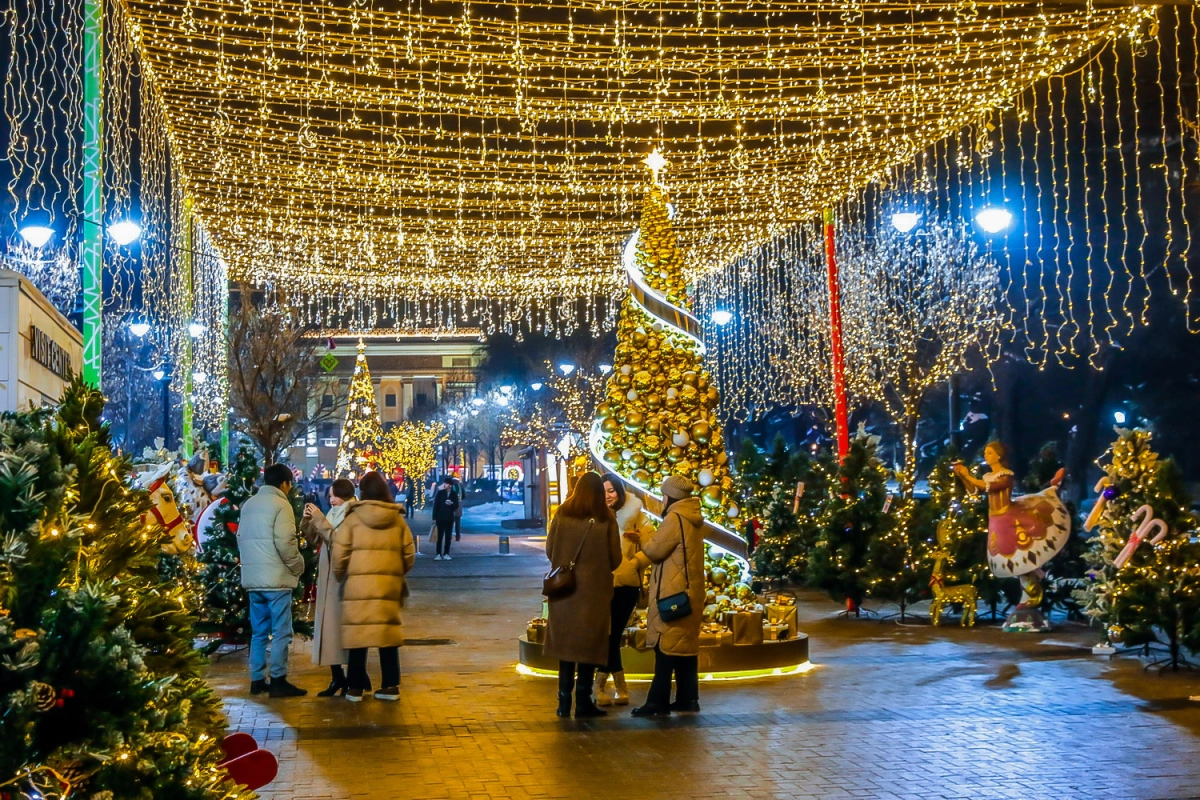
left=302, top=478, right=356, bottom=697
left=594, top=474, right=655, bottom=706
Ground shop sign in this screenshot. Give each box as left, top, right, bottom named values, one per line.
left=29, top=325, right=73, bottom=380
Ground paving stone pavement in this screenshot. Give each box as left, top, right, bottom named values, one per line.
left=208, top=504, right=1200, bottom=800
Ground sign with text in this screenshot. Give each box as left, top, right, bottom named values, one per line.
left=30, top=324, right=74, bottom=380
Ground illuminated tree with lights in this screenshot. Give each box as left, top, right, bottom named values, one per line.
left=745, top=437, right=828, bottom=584
left=839, top=220, right=1002, bottom=486
left=378, top=421, right=447, bottom=504
left=595, top=162, right=737, bottom=520
left=1075, top=428, right=1200, bottom=668
left=335, top=341, right=383, bottom=476
left=0, top=379, right=251, bottom=800
left=806, top=428, right=891, bottom=614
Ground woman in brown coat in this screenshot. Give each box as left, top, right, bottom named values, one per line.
left=631, top=475, right=706, bottom=717
left=543, top=472, right=621, bottom=719
left=333, top=471, right=416, bottom=702
left=301, top=478, right=356, bottom=697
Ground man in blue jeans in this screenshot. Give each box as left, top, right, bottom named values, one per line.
left=238, top=463, right=307, bottom=697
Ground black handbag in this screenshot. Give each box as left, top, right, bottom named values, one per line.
left=542, top=519, right=593, bottom=600
left=655, top=514, right=693, bottom=622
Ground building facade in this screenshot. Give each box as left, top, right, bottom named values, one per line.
left=285, top=331, right=484, bottom=477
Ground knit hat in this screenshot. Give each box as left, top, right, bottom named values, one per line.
left=661, top=474, right=695, bottom=500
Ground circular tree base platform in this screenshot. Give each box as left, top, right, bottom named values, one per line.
left=517, top=634, right=811, bottom=681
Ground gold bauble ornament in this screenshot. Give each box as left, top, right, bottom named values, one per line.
left=705, top=387, right=720, bottom=407
left=642, top=435, right=663, bottom=458
left=690, top=421, right=712, bottom=445
left=633, top=371, right=653, bottom=392
left=631, top=328, right=649, bottom=347
left=666, top=446, right=684, bottom=464
left=603, top=450, right=622, bottom=466
left=667, top=368, right=682, bottom=385
left=616, top=373, right=632, bottom=389
left=720, top=476, right=734, bottom=491
left=680, top=385, right=699, bottom=409
left=624, top=411, right=645, bottom=432
left=701, top=485, right=723, bottom=509
left=646, top=393, right=662, bottom=411
left=698, top=373, right=710, bottom=391
left=596, top=402, right=612, bottom=419
left=646, top=458, right=661, bottom=473
left=601, top=416, right=620, bottom=435
left=664, top=395, right=680, bottom=411
left=629, top=453, right=646, bottom=469
left=632, top=469, right=652, bottom=487
left=681, top=370, right=699, bottom=388
left=675, top=459, right=692, bottom=475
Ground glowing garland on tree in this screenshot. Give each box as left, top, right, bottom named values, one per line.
left=335, top=340, right=383, bottom=477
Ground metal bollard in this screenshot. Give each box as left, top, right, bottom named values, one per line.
left=498, top=535, right=510, bottom=555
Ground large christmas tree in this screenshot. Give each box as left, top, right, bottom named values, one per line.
left=335, top=339, right=383, bottom=477
left=1075, top=428, right=1200, bottom=667
left=0, top=379, right=250, bottom=799
left=595, top=158, right=737, bottom=522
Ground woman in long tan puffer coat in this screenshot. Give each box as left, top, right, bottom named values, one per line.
left=631, top=475, right=706, bottom=717
left=333, top=471, right=415, bottom=702
left=543, top=472, right=621, bottom=719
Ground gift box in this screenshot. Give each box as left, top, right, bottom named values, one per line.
left=724, top=610, right=764, bottom=645
left=526, top=618, right=547, bottom=644
left=625, top=626, right=649, bottom=651
left=767, top=604, right=798, bottom=638
left=699, top=631, right=719, bottom=647
left=762, top=622, right=789, bottom=641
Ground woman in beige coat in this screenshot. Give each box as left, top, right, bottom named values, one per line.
left=332, top=471, right=416, bottom=702
left=593, top=474, right=655, bottom=707
left=543, top=472, right=621, bottom=719
left=631, top=475, right=706, bottom=717
left=301, top=478, right=356, bottom=697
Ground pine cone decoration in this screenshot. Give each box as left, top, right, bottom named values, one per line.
left=30, top=681, right=56, bottom=711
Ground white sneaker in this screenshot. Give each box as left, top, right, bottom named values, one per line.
left=443, top=555, right=452, bottom=561
left=435, top=554, right=444, bottom=561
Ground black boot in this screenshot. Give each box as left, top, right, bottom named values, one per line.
left=556, top=691, right=573, bottom=718
left=250, top=679, right=269, bottom=696
left=268, top=677, right=308, bottom=698
left=574, top=665, right=606, bottom=719
left=318, top=666, right=347, bottom=697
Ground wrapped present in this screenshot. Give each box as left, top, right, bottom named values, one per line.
left=762, top=621, right=789, bottom=641
left=724, top=610, right=764, bottom=645
left=699, top=630, right=720, bottom=647
left=767, top=603, right=798, bottom=638
left=526, top=618, right=547, bottom=644
left=631, top=627, right=649, bottom=650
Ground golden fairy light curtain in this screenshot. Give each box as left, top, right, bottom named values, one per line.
left=112, top=0, right=1151, bottom=335
left=697, top=7, right=1200, bottom=419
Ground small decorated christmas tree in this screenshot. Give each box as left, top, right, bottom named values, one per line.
left=747, top=436, right=826, bottom=585
left=335, top=339, right=383, bottom=477
left=595, top=156, right=737, bottom=523
left=806, top=428, right=891, bottom=614
left=0, top=379, right=250, bottom=799
left=1075, top=428, right=1200, bottom=667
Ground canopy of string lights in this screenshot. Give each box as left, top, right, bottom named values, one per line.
left=118, top=0, right=1148, bottom=312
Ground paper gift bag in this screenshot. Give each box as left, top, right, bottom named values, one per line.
left=725, top=610, right=764, bottom=645
left=767, top=603, right=798, bottom=638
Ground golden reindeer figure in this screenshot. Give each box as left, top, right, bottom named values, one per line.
left=929, top=519, right=978, bottom=627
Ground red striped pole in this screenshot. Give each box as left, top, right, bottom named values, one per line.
left=824, top=208, right=849, bottom=460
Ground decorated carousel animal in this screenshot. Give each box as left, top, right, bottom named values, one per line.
left=953, top=441, right=1070, bottom=632
left=175, top=450, right=216, bottom=523
left=134, top=463, right=194, bottom=555
left=194, top=472, right=231, bottom=549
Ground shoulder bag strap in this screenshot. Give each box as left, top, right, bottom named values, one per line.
left=566, top=519, right=594, bottom=568
left=654, top=512, right=689, bottom=604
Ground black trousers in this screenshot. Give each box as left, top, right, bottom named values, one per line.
left=645, top=645, right=699, bottom=707
left=347, top=646, right=400, bottom=690
left=557, top=661, right=597, bottom=696
left=435, top=520, right=454, bottom=555
left=454, top=515, right=462, bottom=538
left=606, top=586, right=641, bottom=674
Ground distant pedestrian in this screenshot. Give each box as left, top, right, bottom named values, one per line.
left=301, top=478, right=355, bottom=697
left=594, top=474, right=654, bottom=706
left=631, top=475, right=705, bottom=717
left=333, top=471, right=416, bottom=701
left=404, top=478, right=416, bottom=517
left=452, top=477, right=464, bottom=541
left=543, top=472, right=621, bottom=719
left=432, top=477, right=460, bottom=561
left=238, top=463, right=307, bottom=698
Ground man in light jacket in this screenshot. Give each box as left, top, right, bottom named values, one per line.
left=239, top=463, right=307, bottom=697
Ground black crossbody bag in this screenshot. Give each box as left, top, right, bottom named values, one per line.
left=655, top=514, right=693, bottom=622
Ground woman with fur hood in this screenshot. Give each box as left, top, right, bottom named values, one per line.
left=593, top=474, right=656, bottom=706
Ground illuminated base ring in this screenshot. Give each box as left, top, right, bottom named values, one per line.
left=517, top=634, right=811, bottom=681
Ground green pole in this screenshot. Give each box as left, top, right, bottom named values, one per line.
left=81, top=0, right=103, bottom=387
left=220, top=278, right=230, bottom=464
left=181, top=198, right=194, bottom=458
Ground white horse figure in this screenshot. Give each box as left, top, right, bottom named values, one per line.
left=134, top=463, right=194, bottom=555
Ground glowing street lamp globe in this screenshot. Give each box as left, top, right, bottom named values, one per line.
left=18, top=225, right=54, bottom=248
left=558, top=363, right=575, bottom=376
left=974, top=206, right=1013, bottom=234
left=107, top=220, right=142, bottom=245
left=710, top=310, right=733, bottom=326
left=890, top=212, right=921, bottom=233
left=128, top=321, right=151, bottom=338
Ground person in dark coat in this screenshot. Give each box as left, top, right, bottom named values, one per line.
left=431, top=477, right=460, bottom=560
left=543, top=472, right=622, bottom=719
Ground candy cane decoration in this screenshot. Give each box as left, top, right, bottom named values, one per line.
left=1083, top=477, right=1112, bottom=532
left=1113, top=504, right=1169, bottom=569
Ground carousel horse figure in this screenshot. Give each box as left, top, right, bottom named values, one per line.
left=175, top=450, right=215, bottom=523
left=135, top=463, right=194, bottom=555
left=953, top=441, right=1071, bottom=631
